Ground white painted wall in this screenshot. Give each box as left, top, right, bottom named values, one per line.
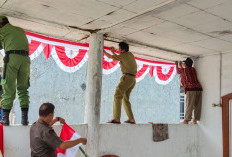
left=99, top=124, right=198, bottom=157
left=195, top=52, right=232, bottom=157
left=3, top=124, right=87, bottom=157
left=3, top=124, right=198, bottom=157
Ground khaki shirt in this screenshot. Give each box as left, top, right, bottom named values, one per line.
left=0, top=23, right=29, bottom=52
left=111, top=51, right=137, bottom=75
left=30, top=119, right=63, bottom=157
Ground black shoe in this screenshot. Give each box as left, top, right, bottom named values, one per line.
left=21, top=108, right=29, bottom=125
left=0, top=109, right=10, bottom=126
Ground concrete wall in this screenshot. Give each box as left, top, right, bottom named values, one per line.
left=195, top=52, right=232, bottom=157
left=3, top=124, right=88, bottom=157
left=11, top=53, right=180, bottom=125
left=3, top=124, right=198, bottom=157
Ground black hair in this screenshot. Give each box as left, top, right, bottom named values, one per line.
left=39, top=103, right=55, bottom=117
left=1, top=17, right=9, bottom=25
left=119, top=42, right=129, bottom=52
left=185, top=58, right=193, bottom=67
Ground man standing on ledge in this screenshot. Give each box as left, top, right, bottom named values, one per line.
left=175, top=58, right=203, bottom=124
left=103, top=42, right=137, bottom=124
left=0, top=16, right=30, bottom=126
left=30, top=103, right=87, bottom=157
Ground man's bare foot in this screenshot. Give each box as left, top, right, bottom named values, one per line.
left=180, top=120, right=189, bottom=124
left=189, top=120, right=197, bottom=124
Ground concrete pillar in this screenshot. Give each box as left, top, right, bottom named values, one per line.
left=84, top=33, right=103, bottom=157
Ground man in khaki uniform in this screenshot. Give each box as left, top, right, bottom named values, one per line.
left=0, top=16, right=30, bottom=126
left=103, top=42, right=137, bottom=124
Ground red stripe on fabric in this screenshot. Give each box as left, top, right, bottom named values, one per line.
left=55, top=46, right=87, bottom=67
left=156, top=66, right=174, bottom=81
left=102, top=48, right=119, bottom=70
left=136, top=64, right=149, bottom=78
left=135, top=57, right=174, bottom=65
left=149, top=66, right=155, bottom=77
left=26, top=31, right=89, bottom=47
left=0, top=124, right=4, bottom=157
left=42, top=43, right=52, bottom=59
left=29, top=40, right=41, bottom=55
left=103, top=55, right=119, bottom=70
left=56, top=123, right=76, bottom=155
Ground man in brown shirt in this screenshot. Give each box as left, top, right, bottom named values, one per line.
left=103, top=42, right=137, bottom=124
left=30, top=103, right=87, bottom=157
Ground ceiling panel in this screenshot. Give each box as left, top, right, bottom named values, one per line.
left=125, top=31, right=183, bottom=48
left=191, top=38, right=232, bottom=52
left=8, top=16, right=89, bottom=41
left=161, top=28, right=210, bottom=43
left=172, top=43, right=218, bottom=56
left=153, top=3, right=199, bottom=20
left=186, top=0, right=228, bottom=10
left=2, top=0, right=118, bottom=26
left=169, top=10, right=232, bottom=37
left=143, top=21, right=185, bottom=35
left=170, top=11, right=220, bottom=30
left=96, top=0, right=136, bottom=7
left=119, top=14, right=164, bottom=30
left=218, top=34, right=232, bottom=43
left=105, top=27, right=137, bottom=36
left=206, top=1, right=232, bottom=22
left=81, top=9, right=136, bottom=29
left=123, top=0, right=170, bottom=13
left=0, top=0, right=6, bottom=6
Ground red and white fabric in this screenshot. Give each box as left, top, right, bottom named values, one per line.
left=0, top=31, right=176, bottom=85
left=0, top=124, right=3, bottom=157
left=56, top=123, right=82, bottom=157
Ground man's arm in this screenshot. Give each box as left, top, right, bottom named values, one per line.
left=59, top=138, right=87, bottom=149
left=103, top=49, right=113, bottom=59
left=175, top=61, right=182, bottom=74
left=49, top=117, right=65, bottom=126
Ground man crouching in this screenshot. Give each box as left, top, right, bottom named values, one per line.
left=30, top=103, right=87, bottom=157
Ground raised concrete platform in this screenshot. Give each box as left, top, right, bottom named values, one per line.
left=3, top=124, right=198, bottom=157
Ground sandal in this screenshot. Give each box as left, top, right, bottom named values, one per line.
left=107, top=119, right=121, bottom=124
left=124, top=120, right=136, bottom=124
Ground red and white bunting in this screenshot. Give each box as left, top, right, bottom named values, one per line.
left=0, top=32, right=176, bottom=85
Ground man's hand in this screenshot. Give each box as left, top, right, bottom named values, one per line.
left=56, top=117, right=65, bottom=124
left=110, top=47, right=115, bottom=53
left=80, top=138, right=87, bottom=145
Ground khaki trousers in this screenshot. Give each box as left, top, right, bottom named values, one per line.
left=184, top=91, right=202, bottom=121
left=113, top=75, right=136, bottom=120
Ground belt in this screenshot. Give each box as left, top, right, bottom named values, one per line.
left=6, top=50, right=29, bottom=56
left=123, top=73, right=136, bottom=77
